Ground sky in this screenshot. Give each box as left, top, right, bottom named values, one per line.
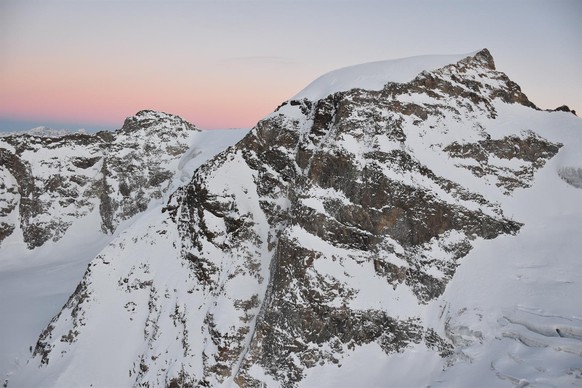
left=0, top=0, right=581, bottom=132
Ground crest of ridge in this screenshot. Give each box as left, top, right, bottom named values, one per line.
left=292, top=49, right=492, bottom=101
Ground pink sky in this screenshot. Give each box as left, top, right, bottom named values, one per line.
left=1, top=0, right=580, bottom=131
left=0, top=57, right=301, bottom=129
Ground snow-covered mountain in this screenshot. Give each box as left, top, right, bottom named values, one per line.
left=0, top=110, right=204, bottom=249
left=3, top=49, right=582, bottom=387
left=0, top=113, right=249, bottom=382
left=0, top=127, right=89, bottom=138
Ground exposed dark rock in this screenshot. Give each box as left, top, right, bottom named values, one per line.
left=551, top=105, right=577, bottom=115
left=0, top=222, right=14, bottom=243
left=71, top=156, right=101, bottom=169
left=143, top=49, right=550, bottom=385
left=445, top=133, right=561, bottom=193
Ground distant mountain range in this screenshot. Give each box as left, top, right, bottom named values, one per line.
left=0, top=126, right=89, bottom=138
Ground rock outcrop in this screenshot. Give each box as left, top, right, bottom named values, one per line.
left=0, top=110, right=199, bottom=249
left=552, top=105, right=577, bottom=115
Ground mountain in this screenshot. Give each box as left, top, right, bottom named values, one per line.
left=4, top=49, right=582, bottom=387
left=0, top=127, right=89, bottom=138
left=0, top=113, right=248, bottom=382
left=0, top=110, right=204, bottom=249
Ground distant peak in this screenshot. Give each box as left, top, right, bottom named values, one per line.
left=131, top=110, right=183, bottom=122
left=121, top=110, right=198, bottom=133
left=0, top=126, right=87, bottom=138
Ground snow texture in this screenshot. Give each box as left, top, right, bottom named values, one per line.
left=0, top=126, right=248, bottom=383
left=293, top=51, right=478, bottom=101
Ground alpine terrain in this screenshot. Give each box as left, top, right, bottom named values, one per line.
left=2, top=49, right=581, bottom=387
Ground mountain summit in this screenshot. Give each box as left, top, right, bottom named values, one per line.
left=0, top=110, right=199, bottom=249
left=292, top=49, right=494, bottom=101
left=4, top=50, right=582, bottom=387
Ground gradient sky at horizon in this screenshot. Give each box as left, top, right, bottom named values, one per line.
left=1, top=0, right=581, bottom=132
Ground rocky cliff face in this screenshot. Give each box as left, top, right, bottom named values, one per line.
left=0, top=110, right=199, bottom=249
left=8, top=50, right=582, bottom=387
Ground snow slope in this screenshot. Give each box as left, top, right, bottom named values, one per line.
left=0, top=210, right=111, bottom=382
left=0, top=127, right=249, bottom=383
left=300, top=105, right=582, bottom=387
left=293, top=51, right=478, bottom=101
left=429, top=106, right=582, bottom=387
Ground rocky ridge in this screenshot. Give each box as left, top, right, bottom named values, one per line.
left=0, top=110, right=199, bottom=249
left=7, top=49, right=582, bottom=387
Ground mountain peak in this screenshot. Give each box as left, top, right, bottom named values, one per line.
left=121, top=110, right=198, bottom=134
left=467, top=48, right=496, bottom=70
left=292, top=49, right=492, bottom=101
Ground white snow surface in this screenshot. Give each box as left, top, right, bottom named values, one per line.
left=0, top=126, right=88, bottom=137
left=297, top=105, right=582, bottom=387
left=0, top=127, right=249, bottom=383
left=0, top=210, right=110, bottom=383
left=293, top=51, right=478, bottom=101
left=426, top=106, right=582, bottom=387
